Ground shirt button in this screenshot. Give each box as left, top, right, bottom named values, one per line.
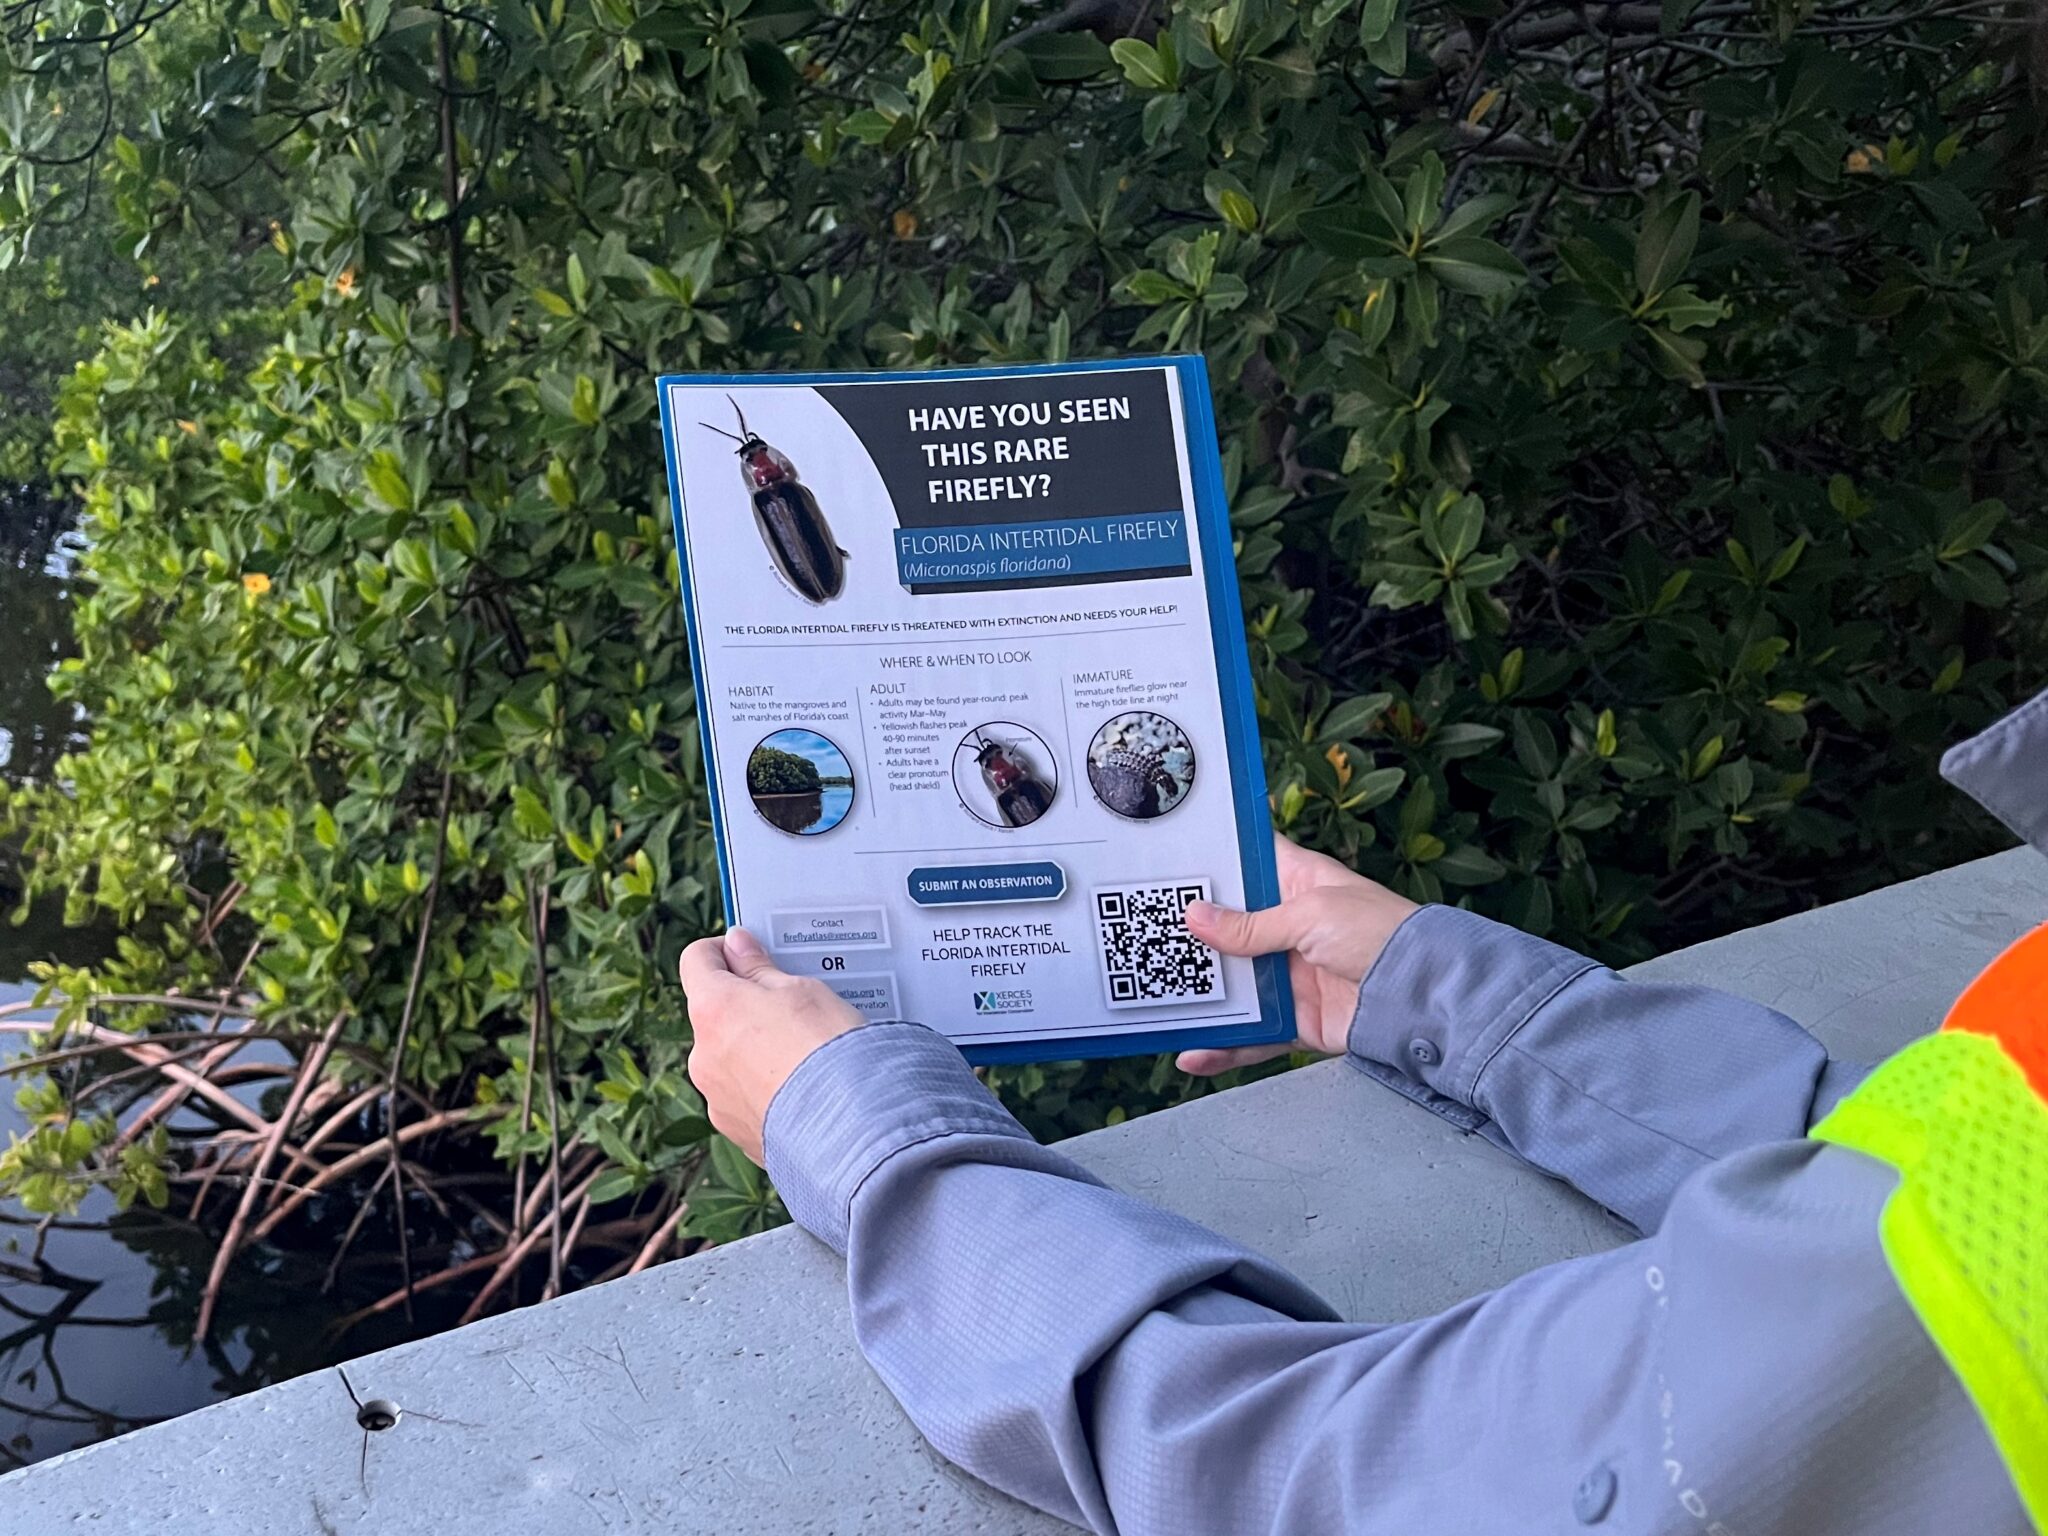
left=1573, top=1464, right=1617, bottom=1524
left=1406, top=1038, right=1441, bottom=1069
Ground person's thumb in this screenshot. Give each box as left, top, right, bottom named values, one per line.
left=721, top=926, right=782, bottom=981
left=1185, top=899, right=1302, bottom=958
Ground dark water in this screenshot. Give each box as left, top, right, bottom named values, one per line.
left=0, top=486, right=84, bottom=787
left=753, top=784, right=853, bottom=835
left=0, top=485, right=452, bottom=1471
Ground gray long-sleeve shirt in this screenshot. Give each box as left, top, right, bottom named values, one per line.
left=763, top=694, right=2048, bottom=1535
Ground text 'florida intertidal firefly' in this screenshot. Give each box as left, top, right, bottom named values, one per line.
left=701, top=397, right=848, bottom=604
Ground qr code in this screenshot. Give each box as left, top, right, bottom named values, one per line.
left=1093, top=880, right=1225, bottom=1009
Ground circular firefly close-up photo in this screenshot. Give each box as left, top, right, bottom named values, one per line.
left=746, top=728, right=856, bottom=836
left=1086, top=710, right=1195, bottom=821
left=953, top=722, right=1059, bottom=830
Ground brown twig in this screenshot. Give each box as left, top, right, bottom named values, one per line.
left=2, top=1024, right=274, bottom=1137
left=196, top=1009, right=347, bottom=1340
left=627, top=1196, right=684, bottom=1275
left=545, top=1189, right=595, bottom=1303
left=0, top=993, right=256, bottom=1024
left=437, top=13, right=466, bottom=339
left=0, top=1028, right=434, bottom=1117
left=227, top=937, right=265, bottom=992
left=110, top=1036, right=256, bottom=1150
left=246, top=1108, right=478, bottom=1246
left=194, top=879, right=246, bottom=949
left=283, top=1086, right=383, bottom=1184
left=329, top=1247, right=500, bottom=1336
left=184, top=1139, right=239, bottom=1220
left=381, top=765, right=456, bottom=1326
left=321, top=1161, right=395, bottom=1294
left=529, top=874, right=565, bottom=1304
left=507, top=914, right=545, bottom=1255
left=460, top=1167, right=600, bottom=1325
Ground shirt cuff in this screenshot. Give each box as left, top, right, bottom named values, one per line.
left=1346, top=904, right=1598, bottom=1117
left=1941, top=687, right=2048, bottom=857
left=762, top=1020, right=1032, bottom=1254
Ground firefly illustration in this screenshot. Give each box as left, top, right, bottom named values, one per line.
left=701, top=397, right=848, bottom=604
left=974, top=731, right=1057, bottom=828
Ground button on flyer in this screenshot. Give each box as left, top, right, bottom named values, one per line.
left=656, top=356, right=1291, bottom=1062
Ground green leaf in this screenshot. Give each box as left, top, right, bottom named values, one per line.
left=1646, top=283, right=1725, bottom=333
left=1431, top=721, right=1505, bottom=758
left=1319, top=692, right=1394, bottom=742
left=1018, top=33, right=1112, bottom=81
left=1401, top=154, right=1445, bottom=236
left=1296, top=205, right=1398, bottom=260
left=1643, top=326, right=1706, bottom=385
left=1635, top=192, right=1701, bottom=301
left=1404, top=830, right=1446, bottom=862
left=1218, top=188, right=1258, bottom=233
left=707, top=1133, right=763, bottom=1193
left=512, top=785, right=555, bottom=839
left=586, top=1166, right=638, bottom=1204
left=1427, top=192, right=1514, bottom=245
left=1339, top=766, right=1406, bottom=811
left=841, top=109, right=895, bottom=145
left=1363, top=8, right=1407, bottom=70
left=446, top=504, right=480, bottom=556
left=1422, top=494, right=1485, bottom=564
left=389, top=537, right=436, bottom=587
left=1938, top=500, right=2004, bottom=560
left=1120, top=269, right=1191, bottom=304
left=1109, top=37, right=1172, bottom=91
left=365, top=451, right=415, bottom=512
left=1432, top=844, right=1505, bottom=885
left=1422, top=237, right=1525, bottom=297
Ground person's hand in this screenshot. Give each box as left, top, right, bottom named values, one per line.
left=1175, top=835, right=1419, bottom=1076
left=678, top=928, right=861, bottom=1165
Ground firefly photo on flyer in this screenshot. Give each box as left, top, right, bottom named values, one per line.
left=655, top=356, right=1292, bottom=1063
left=954, top=722, right=1058, bottom=831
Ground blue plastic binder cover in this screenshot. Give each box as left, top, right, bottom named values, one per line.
left=655, top=355, right=1292, bottom=1064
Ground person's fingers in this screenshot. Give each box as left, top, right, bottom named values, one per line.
left=1185, top=897, right=1306, bottom=958
left=720, top=926, right=783, bottom=982
left=678, top=934, right=737, bottom=998
left=1175, top=1041, right=1297, bottom=1076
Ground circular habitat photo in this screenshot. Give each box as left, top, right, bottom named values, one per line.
left=954, top=722, right=1059, bottom=830
left=746, top=728, right=855, bottom=837
left=1086, top=710, right=1195, bottom=821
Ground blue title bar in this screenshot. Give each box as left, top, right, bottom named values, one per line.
left=907, top=862, right=1067, bottom=906
left=895, top=512, right=1191, bottom=587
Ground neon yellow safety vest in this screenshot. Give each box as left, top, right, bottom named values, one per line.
left=1811, top=923, right=2048, bottom=1530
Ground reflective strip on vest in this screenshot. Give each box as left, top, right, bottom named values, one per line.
left=1811, top=924, right=2048, bottom=1532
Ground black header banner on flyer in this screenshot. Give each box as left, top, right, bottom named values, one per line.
left=820, top=370, right=1193, bottom=594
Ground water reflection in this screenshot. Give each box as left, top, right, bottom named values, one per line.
left=750, top=785, right=853, bottom=835
left=0, top=484, right=88, bottom=782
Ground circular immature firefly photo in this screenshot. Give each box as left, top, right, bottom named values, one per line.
left=1086, top=710, right=1196, bottom=820
left=746, top=728, right=855, bottom=836
left=953, top=722, right=1059, bottom=830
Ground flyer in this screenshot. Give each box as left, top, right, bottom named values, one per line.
left=655, top=356, right=1291, bottom=1063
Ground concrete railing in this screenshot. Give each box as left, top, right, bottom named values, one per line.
left=7, top=848, right=2046, bottom=1534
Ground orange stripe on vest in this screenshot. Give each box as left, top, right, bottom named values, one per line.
left=1942, top=921, right=2048, bottom=1103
